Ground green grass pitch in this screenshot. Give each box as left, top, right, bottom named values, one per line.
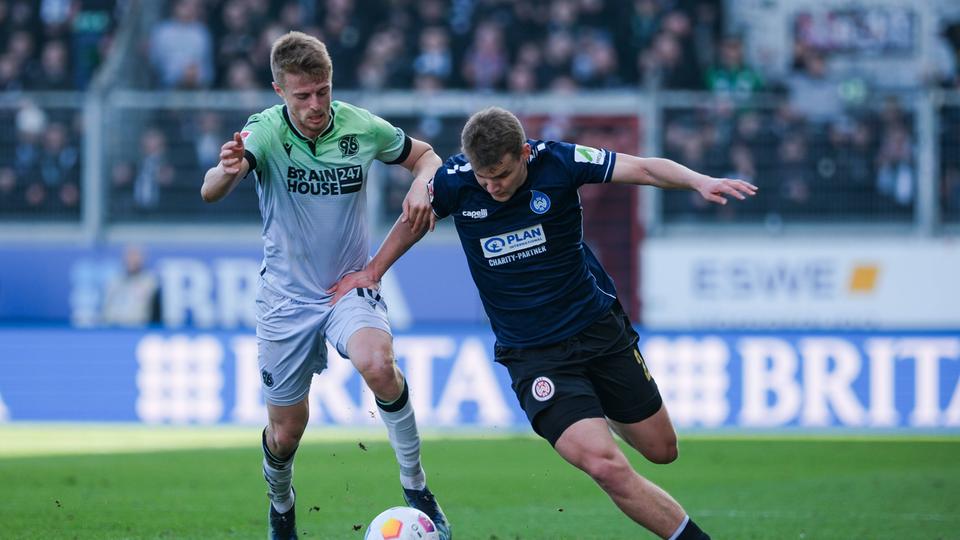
left=0, top=427, right=958, bottom=539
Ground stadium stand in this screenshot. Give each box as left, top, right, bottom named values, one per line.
left=1, top=0, right=959, bottom=235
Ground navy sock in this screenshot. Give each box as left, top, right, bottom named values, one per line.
left=675, top=517, right=709, bottom=540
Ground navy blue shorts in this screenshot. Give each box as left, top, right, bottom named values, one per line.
left=494, top=302, right=662, bottom=446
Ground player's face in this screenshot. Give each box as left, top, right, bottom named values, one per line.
left=474, top=144, right=532, bottom=202
left=273, top=72, right=332, bottom=139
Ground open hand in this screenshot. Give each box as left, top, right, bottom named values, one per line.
left=697, top=177, right=758, bottom=205
left=327, top=268, right=379, bottom=305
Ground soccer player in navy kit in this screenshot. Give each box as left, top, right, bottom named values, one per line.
left=330, top=107, right=756, bottom=539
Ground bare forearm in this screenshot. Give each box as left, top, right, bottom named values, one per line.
left=411, top=150, right=442, bottom=182
left=201, top=163, right=243, bottom=202
left=369, top=217, right=428, bottom=280
left=641, top=158, right=713, bottom=190
left=614, top=155, right=710, bottom=191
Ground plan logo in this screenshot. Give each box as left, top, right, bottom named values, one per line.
left=480, top=224, right=546, bottom=258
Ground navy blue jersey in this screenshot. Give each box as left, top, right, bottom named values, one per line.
left=430, top=140, right=619, bottom=348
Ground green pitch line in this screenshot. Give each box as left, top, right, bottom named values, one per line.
left=0, top=430, right=957, bottom=539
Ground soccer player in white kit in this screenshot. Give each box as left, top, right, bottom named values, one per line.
left=200, top=31, right=450, bottom=540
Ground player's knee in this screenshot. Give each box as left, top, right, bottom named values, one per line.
left=581, top=452, right=631, bottom=491
left=357, top=350, right=400, bottom=396
left=644, top=440, right=679, bottom=464
left=270, top=425, right=304, bottom=456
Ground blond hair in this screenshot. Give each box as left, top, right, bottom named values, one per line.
left=461, top=107, right=527, bottom=169
left=270, top=31, right=333, bottom=87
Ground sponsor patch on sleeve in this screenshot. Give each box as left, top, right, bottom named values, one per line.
left=574, top=144, right=605, bottom=165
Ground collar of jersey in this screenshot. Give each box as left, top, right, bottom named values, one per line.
left=282, top=105, right=336, bottom=143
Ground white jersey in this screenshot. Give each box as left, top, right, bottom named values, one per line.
left=240, top=101, right=411, bottom=302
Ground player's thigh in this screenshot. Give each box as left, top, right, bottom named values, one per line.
left=258, top=329, right=327, bottom=408
left=608, top=405, right=678, bottom=464
left=590, top=349, right=676, bottom=459
left=553, top=417, right=627, bottom=473
left=496, top=343, right=606, bottom=447
left=325, top=286, right=392, bottom=364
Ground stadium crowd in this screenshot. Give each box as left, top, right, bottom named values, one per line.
left=1, top=0, right=960, bottom=224
left=0, top=0, right=121, bottom=217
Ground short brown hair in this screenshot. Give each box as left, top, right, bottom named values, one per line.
left=461, top=107, right=526, bottom=169
left=270, top=31, right=333, bottom=87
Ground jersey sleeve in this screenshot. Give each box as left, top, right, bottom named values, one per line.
left=369, top=113, right=413, bottom=165
left=556, top=141, right=617, bottom=188
left=428, top=165, right=453, bottom=219
left=240, top=112, right=271, bottom=177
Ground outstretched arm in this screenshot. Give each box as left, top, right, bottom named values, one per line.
left=612, top=154, right=757, bottom=204
left=327, top=215, right=428, bottom=304
left=201, top=132, right=250, bottom=203
left=398, top=137, right=443, bottom=234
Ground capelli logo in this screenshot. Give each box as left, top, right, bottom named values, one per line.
left=461, top=208, right=488, bottom=219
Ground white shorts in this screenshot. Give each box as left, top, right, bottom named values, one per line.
left=255, top=284, right=390, bottom=406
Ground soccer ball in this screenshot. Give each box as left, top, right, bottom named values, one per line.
left=364, top=506, right=439, bottom=540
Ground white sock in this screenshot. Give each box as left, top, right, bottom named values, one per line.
left=263, top=459, right=295, bottom=513
left=262, top=428, right=296, bottom=513
left=377, top=379, right=426, bottom=490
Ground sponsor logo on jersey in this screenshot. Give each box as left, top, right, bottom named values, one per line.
left=480, top=224, right=546, bottom=258
left=286, top=165, right=363, bottom=195
left=240, top=131, right=251, bottom=139
left=446, top=162, right=472, bottom=174
left=461, top=208, right=488, bottom=219
left=530, top=190, right=551, bottom=214
left=282, top=142, right=293, bottom=156
left=532, top=376, right=555, bottom=401
left=338, top=134, right=359, bottom=157
left=574, top=144, right=605, bottom=165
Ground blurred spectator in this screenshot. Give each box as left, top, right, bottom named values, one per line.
left=412, top=26, right=453, bottom=89
left=132, top=127, right=174, bottom=210
left=640, top=30, right=702, bottom=90
left=462, top=21, right=508, bottom=90
left=148, top=0, right=214, bottom=89
left=629, top=0, right=662, bottom=53
left=357, top=28, right=408, bottom=90
left=0, top=54, right=25, bottom=91
left=70, top=0, right=120, bottom=88
left=8, top=29, right=35, bottom=67
left=0, top=167, right=17, bottom=212
left=214, top=0, right=257, bottom=85
left=13, top=102, right=47, bottom=182
left=101, top=246, right=160, bottom=327
left=26, top=40, right=71, bottom=90
left=39, top=121, right=80, bottom=209
left=876, top=123, right=914, bottom=208
left=191, top=111, right=224, bottom=169
left=571, top=32, right=620, bottom=88
left=777, top=132, right=812, bottom=215
left=225, top=58, right=258, bottom=91
left=706, top=35, right=763, bottom=99
left=787, top=52, right=843, bottom=125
